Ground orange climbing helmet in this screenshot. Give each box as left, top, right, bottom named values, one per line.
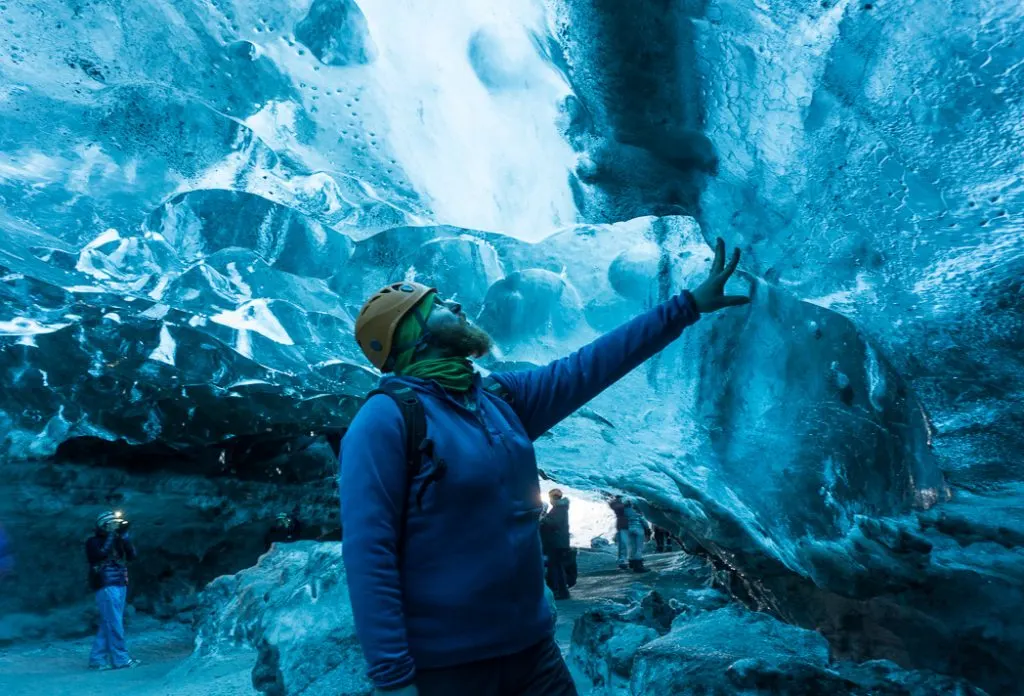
left=355, top=281, right=435, bottom=371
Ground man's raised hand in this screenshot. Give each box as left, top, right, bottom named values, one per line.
left=690, top=237, right=751, bottom=314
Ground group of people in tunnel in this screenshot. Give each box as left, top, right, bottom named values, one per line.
left=539, top=488, right=672, bottom=601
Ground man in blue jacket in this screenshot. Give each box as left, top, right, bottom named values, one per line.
left=341, top=239, right=749, bottom=695
left=85, top=511, right=140, bottom=670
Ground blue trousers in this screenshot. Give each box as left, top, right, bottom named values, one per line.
left=89, top=585, right=131, bottom=668
left=616, top=530, right=629, bottom=563
left=626, top=529, right=645, bottom=561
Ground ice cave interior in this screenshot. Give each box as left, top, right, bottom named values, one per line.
left=0, top=1, right=1022, bottom=695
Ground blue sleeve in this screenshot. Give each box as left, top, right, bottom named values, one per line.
left=340, top=395, right=417, bottom=690
left=494, top=292, right=700, bottom=440
left=121, top=536, right=137, bottom=561
left=86, top=534, right=116, bottom=564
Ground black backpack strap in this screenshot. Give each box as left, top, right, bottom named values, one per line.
left=368, top=382, right=428, bottom=481
left=359, top=378, right=507, bottom=552
left=366, top=382, right=431, bottom=553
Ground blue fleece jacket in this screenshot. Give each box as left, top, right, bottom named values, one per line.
left=340, top=292, right=699, bottom=689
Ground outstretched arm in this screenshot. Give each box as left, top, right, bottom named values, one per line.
left=340, top=396, right=417, bottom=691
left=493, top=238, right=748, bottom=440
left=493, top=293, right=699, bottom=440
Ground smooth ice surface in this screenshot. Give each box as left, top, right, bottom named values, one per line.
left=1, top=0, right=1023, bottom=691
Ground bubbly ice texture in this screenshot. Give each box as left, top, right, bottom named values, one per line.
left=0, top=0, right=579, bottom=452
left=1, top=0, right=1022, bottom=689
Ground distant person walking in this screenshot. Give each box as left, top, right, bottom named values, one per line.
left=653, top=525, right=671, bottom=553
left=85, top=511, right=140, bottom=671
left=540, top=489, right=572, bottom=600
left=608, top=495, right=630, bottom=570
left=623, top=501, right=651, bottom=573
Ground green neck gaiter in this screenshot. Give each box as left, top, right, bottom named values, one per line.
left=389, top=292, right=476, bottom=393
left=400, top=357, right=476, bottom=393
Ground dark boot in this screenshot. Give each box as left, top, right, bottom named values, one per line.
left=630, top=559, right=649, bottom=573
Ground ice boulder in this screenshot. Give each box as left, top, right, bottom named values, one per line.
left=194, top=541, right=371, bottom=696
left=572, top=597, right=989, bottom=696
left=629, top=606, right=848, bottom=695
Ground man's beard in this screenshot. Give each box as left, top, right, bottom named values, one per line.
left=427, top=320, right=493, bottom=359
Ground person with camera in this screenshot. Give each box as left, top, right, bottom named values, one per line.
left=85, top=511, right=140, bottom=670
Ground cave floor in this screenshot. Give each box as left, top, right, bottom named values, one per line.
left=0, top=549, right=697, bottom=696
left=557, top=549, right=711, bottom=694
left=0, top=616, right=256, bottom=696
left=556, top=549, right=704, bottom=649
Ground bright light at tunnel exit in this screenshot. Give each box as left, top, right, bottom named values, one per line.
left=539, top=479, right=616, bottom=547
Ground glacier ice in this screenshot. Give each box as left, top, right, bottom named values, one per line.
left=556, top=0, right=1024, bottom=480
left=194, top=541, right=371, bottom=696
left=1, top=0, right=1023, bottom=692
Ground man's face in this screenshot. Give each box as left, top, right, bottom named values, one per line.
left=425, top=296, right=493, bottom=359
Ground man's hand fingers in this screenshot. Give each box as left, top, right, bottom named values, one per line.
left=723, top=247, right=741, bottom=277
left=721, top=295, right=751, bottom=307
left=712, top=237, right=725, bottom=274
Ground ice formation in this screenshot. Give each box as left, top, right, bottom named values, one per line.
left=1, top=0, right=1022, bottom=691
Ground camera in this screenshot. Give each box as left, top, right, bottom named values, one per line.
left=111, top=513, right=130, bottom=533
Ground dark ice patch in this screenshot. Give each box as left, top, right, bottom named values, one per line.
left=294, top=0, right=376, bottom=67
